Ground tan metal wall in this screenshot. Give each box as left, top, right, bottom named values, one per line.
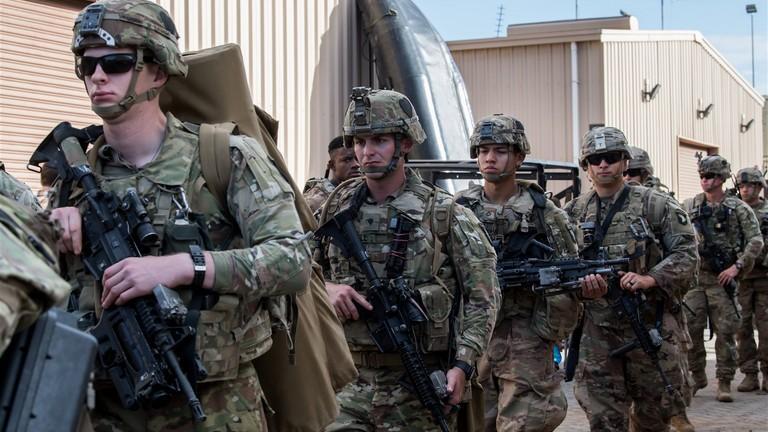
left=603, top=35, right=765, bottom=197
left=0, top=0, right=94, bottom=192
left=449, top=40, right=604, bottom=163
left=0, top=0, right=361, bottom=192
left=154, top=0, right=362, bottom=185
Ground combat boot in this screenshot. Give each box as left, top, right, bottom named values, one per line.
left=762, top=375, right=768, bottom=392
left=691, top=370, right=707, bottom=396
left=716, top=380, right=733, bottom=402
left=737, top=373, right=759, bottom=392
left=670, top=413, right=696, bottom=432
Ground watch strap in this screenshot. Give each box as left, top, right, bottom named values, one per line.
left=189, top=244, right=206, bottom=289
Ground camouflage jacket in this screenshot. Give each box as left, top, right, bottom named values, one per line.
left=316, top=171, right=500, bottom=365
left=0, top=195, right=70, bottom=355
left=747, top=198, right=768, bottom=278
left=52, top=113, right=311, bottom=381
left=683, top=192, right=763, bottom=276
left=303, top=177, right=336, bottom=213
left=455, top=181, right=578, bottom=319
left=565, top=184, right=699, bottom=327
left=0, top=162, right=41, bottom=212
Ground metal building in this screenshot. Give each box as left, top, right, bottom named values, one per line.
left=449, top=16, right=765, bottom=201
left=0, top=0, right=363, bottom=192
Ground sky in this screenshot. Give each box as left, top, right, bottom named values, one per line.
left=414, top=0, right=768, bottom=95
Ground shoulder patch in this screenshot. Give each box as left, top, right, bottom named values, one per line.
left=676, top=209, right=689, bottom=225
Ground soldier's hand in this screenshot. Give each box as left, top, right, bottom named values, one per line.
left=444, top=367, right=466, bottom=415
left=580, top=273, right=608, bottom=299
left=101, top=254, right=187, bottom=308
left=325, top=282, right=372, bottom=321
left=619, top=272, right=656, bottom=292
left=718, top=265, right=739, bottom=288
left=50, top=207, right=83, bottom=255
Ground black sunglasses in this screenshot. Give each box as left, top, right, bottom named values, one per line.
left=76, top=53, right=137, bottom=79
left=586, top=152, right=623, bottom=166
left=700, top=173, right=719, bottom=180
left=623, top=168, right=643, bottom=177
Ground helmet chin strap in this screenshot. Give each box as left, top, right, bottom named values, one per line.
left=91, top=49, right=161, bottom=120
left=360, top=134, right=402, bottom=176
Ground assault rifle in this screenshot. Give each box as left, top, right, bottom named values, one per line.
left=316, top=207, right=451, bottom=432
left=29, top=123, right=206, bottom=423
left=606, top=282, right=676, bottom=396
left=497, top=257, right=629, bottom=296
left=691, top=206, right=741, bottom=318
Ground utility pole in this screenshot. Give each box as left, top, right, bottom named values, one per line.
left=575, top=0, right=579, bottom=19
left=496, top=4, right=505, bottom=37
left=661, top=0, right=665, bottom=30
left=747, top=4, right=757, bottom=87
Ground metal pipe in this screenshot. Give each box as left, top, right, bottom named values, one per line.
left=571, top=42, right=580, bottom=164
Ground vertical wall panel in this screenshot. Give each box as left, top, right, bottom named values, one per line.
left=0, top=0, right=95, bottom=193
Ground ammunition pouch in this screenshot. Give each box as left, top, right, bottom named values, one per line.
left=531, top=294, right=582, bottom=341
left=417, top=283, right=454, bottom=352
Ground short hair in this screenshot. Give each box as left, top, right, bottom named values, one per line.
left=40, top=163, right=58, bottom=187
left=327, top=136, right=345, bottom=155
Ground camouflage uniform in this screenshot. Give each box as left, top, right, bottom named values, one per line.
left=566, top=127, right=698, bottom=432
left=303, top=177, right=336, bottom=213
left=733, top=168, right=768, bottom=390
left=317, top=88, right=500, bottom=432
left=682, top=157, right=763, bottom=396
left=58, top=2, right=311, bottom=431
left=456, top=114, right=579, bottom=432
left=0, top=194, right=70, bottom=355
left=0, top=161, right=42, bottom=212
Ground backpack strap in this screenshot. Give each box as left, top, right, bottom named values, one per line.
left=199, top=122, right=237, bottom=210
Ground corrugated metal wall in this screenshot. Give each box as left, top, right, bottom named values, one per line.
left=0, top=0, right=94, bottom=191
left=450, top=40, right=604, bottom=163
left=154, top=0, right=362, bottom=185
left=603, top=36, right=764, bottom=197
left=0, top=0, right=362, bottom=192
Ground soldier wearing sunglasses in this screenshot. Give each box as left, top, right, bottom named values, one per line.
left=564, top=127, right=698, bottom=431
left=47, top=1, right=311, bottom=430
left=682, top=155, right=763, bottom=403
left=623, top=146, right=675, bottom=198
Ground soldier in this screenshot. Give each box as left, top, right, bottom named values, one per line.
left=623, top=146, right=674, bottom=196
left=316, top=87, right=500, bottom=431
left=683, top=155, right=763, bottom=403
left=0, top=194, right=70, bottom=355
left=565, top=127, right=698, bottom=431
left=734, top=167, right=768, bottom=393
left=0, top=161, right=41, bottom=212
left=455, top=114, right=579, bottom=432
left=303, top=136, right=360, bottom=212
left=623, top=146, right=695, bottom=431
left=49, top=1, right=311, bottom=430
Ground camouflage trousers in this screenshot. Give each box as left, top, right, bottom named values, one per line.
left=684, top=270, right=740, bottom=381
left=91, top=362, right=268, bottom=432
left=477, top=317, right=567, bottom=432
left=674, top=309, right=694, bottom=406
left=737, top=277, right=768, bottom=375
left=326, top=365, right=458, bottom=432
left=574, top=313, right=686, bottom=432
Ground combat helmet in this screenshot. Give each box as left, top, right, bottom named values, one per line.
left=579, top=127, right=632, bottom=169
left=627, top=146, right=654, bottom=176
left=735, top=166, right=766, bottom=188
left=469, top=114, right=530, bottom=158
left=71, top=0, right=187, bottom=119
left=342, top=87, right=426, bottom=174
left=698, top=155, right=731, bottom=178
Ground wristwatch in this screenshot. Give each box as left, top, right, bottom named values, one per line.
left=735, top=260, right=744, bottom=272
left=189, top=244, right=206, bottom=289
left=453, top=360, right=475, bottom=380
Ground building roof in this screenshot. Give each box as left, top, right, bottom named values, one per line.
left=447, top=16, right=763, bottom=104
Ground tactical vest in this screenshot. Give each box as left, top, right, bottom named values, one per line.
left=456, top=181, right=580, bottom=340
left=318, top=175, right=459, bottom=354
left=568, top=185, right=667, bottom=326
left=71, top=118, right=274, bottom=382
left=747, top=199, right=768, bottom=278
left=686, top=193, right=745, bottom=273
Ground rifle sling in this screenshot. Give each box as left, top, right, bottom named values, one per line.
left=583, top=186, right=630, bottom=259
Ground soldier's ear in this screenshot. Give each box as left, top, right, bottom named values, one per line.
left=515, top=151, right=526, bottom=168
left=400, top=137, right=414, bottom=154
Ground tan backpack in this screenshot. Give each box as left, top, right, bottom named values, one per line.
left=160, top=43, right=356, bottom=431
